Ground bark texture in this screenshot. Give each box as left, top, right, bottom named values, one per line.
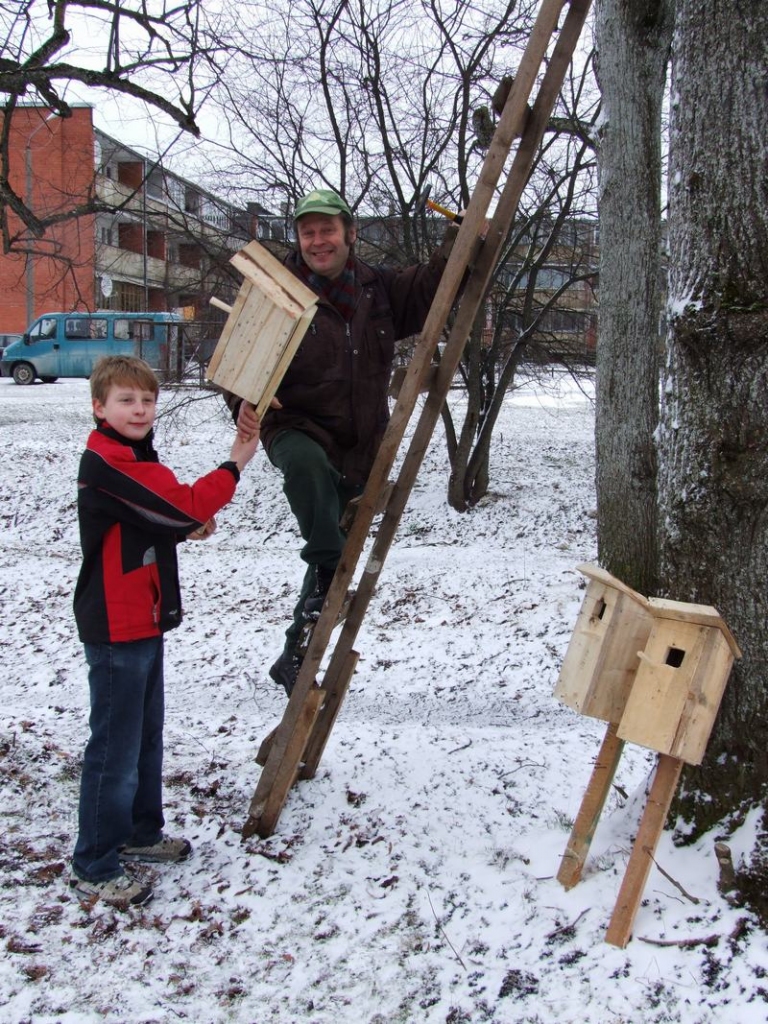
left=594, top=0, right=673, bottom=594
left=659, top=0, right=768, bottom=831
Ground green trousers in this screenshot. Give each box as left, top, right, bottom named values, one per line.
left=268, top=429, right=362, bottom=651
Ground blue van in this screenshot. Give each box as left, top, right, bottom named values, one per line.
left=0, top=311, right=183, bottom=385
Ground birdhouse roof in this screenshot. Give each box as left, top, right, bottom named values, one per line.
left=576, top=563, right=651, bottom=611
left=647, top=597, right=742, bottom=658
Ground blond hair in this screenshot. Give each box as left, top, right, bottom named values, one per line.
left=90, top=356, right=159, bottom=406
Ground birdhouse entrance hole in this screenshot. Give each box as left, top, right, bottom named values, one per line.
left=665, top=647, right=685, bottom=668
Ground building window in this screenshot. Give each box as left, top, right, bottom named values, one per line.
left=112, top=282, right=146, bottom=312
left=178, top=243, right=202, bottom=269
left=147, top=230, right=166, bottom=260
left=184, top=188, right=200, bottom=215
left=118, top=223, right=144, bottom=255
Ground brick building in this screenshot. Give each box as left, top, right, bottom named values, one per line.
left=0, top=105, right=96, bottom=331
left=0, top=105, right=259, bottom=335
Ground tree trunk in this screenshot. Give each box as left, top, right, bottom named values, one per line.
left=594, top=0, right=673, bottom=593
left=659, top=0, right=768, bottom=830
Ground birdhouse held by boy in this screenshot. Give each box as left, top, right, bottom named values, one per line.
left=206, top=241, right=318, bottom=418
left=617, top=598, right=741, bottom=765
left=554, top=564, right=655, bottom=723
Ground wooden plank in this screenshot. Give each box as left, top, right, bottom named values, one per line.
left=554, top=580, right=654, bottom=722
left=671, top=633, right=734, bottom=764
left=254, top=307, right=316, bottom=417
left=605, top=754, right=683, bottom=947
left=300, top=649, right=360, bottom=780
left=233, top=239, right=318, bottom=310
left=576, top=564, right=651, bottom=610
left=206, top=292, right=275, bottom=391
left=205, top=279, right=253, bottom=378
left=229, top=241, right=317, bottom=312
left=255, top=725, right=278, bottom=767
left=242, top=687, right=326, bottom=839
left=229, top=250, right=307, bottom=319
left=557, top=722, right=625, bottom=890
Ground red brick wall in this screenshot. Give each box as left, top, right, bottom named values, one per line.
left=0, top=106, right=96, bottom=331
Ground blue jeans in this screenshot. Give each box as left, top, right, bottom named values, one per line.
left=72, top=637, right=165, bottom=882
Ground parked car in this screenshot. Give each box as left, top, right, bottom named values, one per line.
left=0, top=312, right=182, bottom=385
left=0, top=333, right=22, bottom=362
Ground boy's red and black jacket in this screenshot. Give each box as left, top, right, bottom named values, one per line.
left=73, top=423, right=239, bottom=644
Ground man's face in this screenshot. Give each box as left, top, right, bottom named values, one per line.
left=296, top=212, right=356, bottom=280
left=93, top=384, right=157, bottom=440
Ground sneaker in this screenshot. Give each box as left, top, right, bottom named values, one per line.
left=69, top=871, right=153, bottom=908
left=119, top=834, right=192, bottom=864
left=302, top=564, right=337, bottom=619
left=269, top=648, right=303, bottom=697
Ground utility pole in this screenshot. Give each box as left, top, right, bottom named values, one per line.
left=24, top=111, right=59, bottom=326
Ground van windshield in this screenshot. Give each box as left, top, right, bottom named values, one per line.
left=29, top=317, right=57, bottom=340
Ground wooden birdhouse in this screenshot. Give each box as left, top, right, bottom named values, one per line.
left=554, top=564, right=655, bottom=723
left=206, top=241, right=318, bottom=417
left=617, top=598, right=741, bottom=765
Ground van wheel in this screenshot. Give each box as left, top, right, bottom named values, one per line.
left=40, top=376, right=58, bottom=384
left=12, top=362, right=36, bottom=386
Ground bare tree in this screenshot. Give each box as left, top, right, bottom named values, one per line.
left=593, top=0, right=673, bottom=594
left=658, top=0, right=768, bottom=836
left=207, top=0, right=598, bottom=508
left=0, top=0, right=225, bottom=249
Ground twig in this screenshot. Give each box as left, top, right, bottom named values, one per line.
left=500, top=761, right=545, bottom=776
left=425, top=889, right=466, bottom=970
left=646, top=848, right=702, bottom=905
left=447, top=739, right=472, bottom=754
left=638, top=933, right=719, bottom=949
left=545, top=907, right=588, bottom=939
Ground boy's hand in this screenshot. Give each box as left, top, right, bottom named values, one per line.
left=230, top=429, right=260, bottom=472
left=189, top=517, right=217, bottom=541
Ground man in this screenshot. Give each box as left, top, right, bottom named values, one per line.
left=233, top=188, right=456, bottom=696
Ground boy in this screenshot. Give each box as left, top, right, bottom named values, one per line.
left=70, top=355, right=259, bottom=908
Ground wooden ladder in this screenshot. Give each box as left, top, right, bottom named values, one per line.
left=243, top=0, right=593, bottom=840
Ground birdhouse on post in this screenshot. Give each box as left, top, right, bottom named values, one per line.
left=554, top=564, right=655, bottom=723
left=617, top=598, right=741, bottom=765
left=206, top=241, right=318, bottom=417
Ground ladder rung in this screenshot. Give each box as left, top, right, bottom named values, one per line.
left=339, top=483, right=395, bottom=532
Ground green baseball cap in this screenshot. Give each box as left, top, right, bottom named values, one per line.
left=294, top=188, right=352, bottom=220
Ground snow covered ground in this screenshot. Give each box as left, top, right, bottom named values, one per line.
left=0, top=372, right=765, bottom=1024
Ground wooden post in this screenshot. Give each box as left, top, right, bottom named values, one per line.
left=557, top=722, right=625, bottom=890
left=604, top=753, right=683, bottom=948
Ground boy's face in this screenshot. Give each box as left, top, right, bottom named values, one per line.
left=93, top=384, right=157, bottom=440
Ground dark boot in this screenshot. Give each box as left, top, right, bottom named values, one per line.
left=302, top=564, right=337, bottom=620
left=269, top=649, right=303, bottom=697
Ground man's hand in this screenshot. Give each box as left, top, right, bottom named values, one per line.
left=236, top=401, right=260, bottom=442
left=236, top=396, right=282, bottom=443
